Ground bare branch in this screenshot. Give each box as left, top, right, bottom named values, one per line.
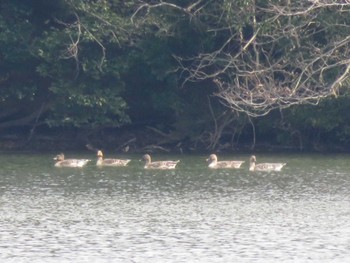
left=131, top=0, right=200, bottom=23
left=174, top=0, right=350, bottom=116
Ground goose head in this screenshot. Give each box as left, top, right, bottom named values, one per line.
left=206, top=154, right=218, bottom=165
left=53, top=153, right=65, bottom=162
left=97, top=150, right=103, bottom=158
left=141, top=154, right=151, bottom=164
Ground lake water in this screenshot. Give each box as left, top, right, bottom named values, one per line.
left=0, top=152, right=349, bottom=262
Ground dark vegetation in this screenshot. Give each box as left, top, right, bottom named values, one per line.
left=1, top=0, right=350, bottom=153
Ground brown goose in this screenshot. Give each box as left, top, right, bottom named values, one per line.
left=141, top=154, right=179, bottom=169
left=53, top=153, right=90, bottom=168
left=96, top=150, right=131, bottom=167
left=206, top=154, right=244, bottom=169
left=249, top=155, right=286, bottom=172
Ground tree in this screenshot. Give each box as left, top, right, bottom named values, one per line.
left=0, top=0, right=53, bottom=131
left=0, top=0, right=134, bottom=133
left=36, top=0, right=133, bottom=128
left=132, top=0, right=350, bottom=117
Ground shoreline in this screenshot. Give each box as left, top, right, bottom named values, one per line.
left=0, top=131, right=349, bottom=154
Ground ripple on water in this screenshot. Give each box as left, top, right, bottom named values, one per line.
left=1, top=153, right=350, bottom=262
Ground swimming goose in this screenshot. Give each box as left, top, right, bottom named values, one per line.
left=249, top=155, right=286, bottom=172
left=53, top=153, right=91, bottom=167
left=96, top=150, right=131, bottom=167
left=206, top=154, right=244, bottom=169
left=141, top=154, right=180, bottom=169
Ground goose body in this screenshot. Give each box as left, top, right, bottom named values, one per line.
left=141, top=154, right=179, bottom=169
left=54, top=153, right=90, bottom=168
left=207, top=154, right=244, bottom=169
left=96, top=150, right=131, bottom=167
left=249, top=155, right=286, bottom=172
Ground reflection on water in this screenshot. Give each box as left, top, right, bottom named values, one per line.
left=0, top=153, right=350, bottom=262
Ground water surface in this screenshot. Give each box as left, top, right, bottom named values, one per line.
left=0, top=153, right=349, bottom=262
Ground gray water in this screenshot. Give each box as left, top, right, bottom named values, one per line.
left=0, top=153, right=349, bottom=262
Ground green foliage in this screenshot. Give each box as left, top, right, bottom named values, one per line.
left=286, top=97, right=350, bottom=144
left=0, top=0, right=133, bottom=130
left=1, top=0, right=350, bottom=151
left=0, top=1, right=46, bottom=122
left=121, top=43, right=181, bottom=124
left=254, top=95, right=350, bottom=149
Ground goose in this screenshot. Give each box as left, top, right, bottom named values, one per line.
left=141, top=154, right=179, bottom=169
left=53, top=153, right=90, bottom=168
left=249, top=155, right=286, bottom=172
left=96, top=150, right=131, bottom=167
left=206, top=154, right=244, bottom=169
